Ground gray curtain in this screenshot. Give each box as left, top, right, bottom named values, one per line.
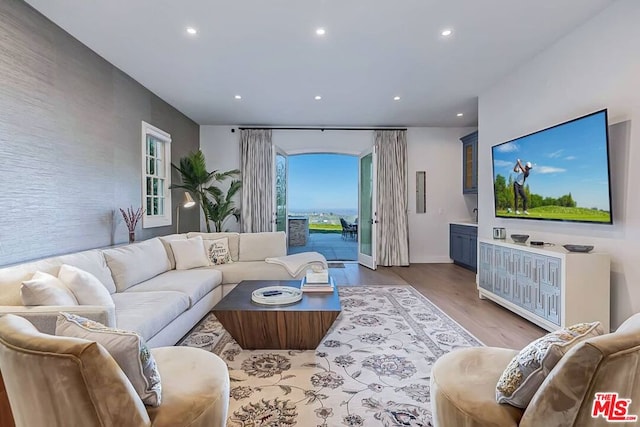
left=240, top=129, right=273, bottom=232
left=375, top=130, right=409, bottom=266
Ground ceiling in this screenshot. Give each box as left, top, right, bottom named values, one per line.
left=25, top=0, right=615, bottom=127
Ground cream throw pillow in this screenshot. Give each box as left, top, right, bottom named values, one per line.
left=170, top=236, right=209, bottom=270
left=205, top=237, right=233, bottom=265
left=56, top=312, right=162, bottom=406
left=20, top=271, right=78, bottom=306
left=496, top=321, right=603, bottom=408
left=58, top=264, right=114, bottom=306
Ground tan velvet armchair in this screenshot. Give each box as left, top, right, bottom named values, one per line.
left=0, top=314, right=230, bottom=427
left=431, top=313, right=640, bottom=427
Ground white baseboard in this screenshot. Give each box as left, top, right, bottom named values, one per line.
left=408, top=256, right=453, bottom=264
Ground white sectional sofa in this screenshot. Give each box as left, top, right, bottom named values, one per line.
left=0, top=231, right=325, bottom=348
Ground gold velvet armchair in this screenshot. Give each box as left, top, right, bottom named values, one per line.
left=430, top=313, right=640, bottom=427
left=0, top=314, right=230, bottom=427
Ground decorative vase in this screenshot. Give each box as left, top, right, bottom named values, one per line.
left=129, top=231, right=135, bottom=244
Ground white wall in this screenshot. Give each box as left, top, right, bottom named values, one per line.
left=478, top=0, right=640, bottom=329
left=407, top=127, right=478, bottom=262
left=200, top=126, right=476, bottom=262
left=199, top=126, right=241, bottom=232
left=272, top=129, right=373, bottom=155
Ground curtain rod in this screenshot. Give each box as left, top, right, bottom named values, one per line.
left=234, top=127, right=407, bottom=132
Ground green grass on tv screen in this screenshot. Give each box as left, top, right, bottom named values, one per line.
left=496, top=206, right=611, bottom=223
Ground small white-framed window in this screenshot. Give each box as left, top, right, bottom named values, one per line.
left=141, top=121, right=172, bottom=228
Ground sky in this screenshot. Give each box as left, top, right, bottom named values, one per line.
left=492, top=111, right=611, bottom=210
left=287, top=153, right=358, bottom=212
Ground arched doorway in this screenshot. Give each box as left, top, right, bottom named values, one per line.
left=284, top=153, right=358, bottom=261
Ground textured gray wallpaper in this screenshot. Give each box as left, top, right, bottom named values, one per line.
left=0, top=0, right=200, bottom=266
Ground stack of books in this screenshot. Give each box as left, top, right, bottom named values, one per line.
left=305, top=267, right=329, bottom=284
left=301, top=275, right=335, bottom=293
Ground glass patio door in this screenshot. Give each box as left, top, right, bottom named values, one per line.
left=274, top=149, right=288, bottom=234
left=358, top=148, right=377, bottom=270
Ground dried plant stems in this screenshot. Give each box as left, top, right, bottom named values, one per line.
left=120, top=206, right=144, bottom=232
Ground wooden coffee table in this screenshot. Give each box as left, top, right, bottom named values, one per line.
left=212, top=280, right=341, bottom=350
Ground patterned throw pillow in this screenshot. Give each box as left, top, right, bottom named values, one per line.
left=55, top=312, right=162, bottom=406
left=496, top=321, right=603, bottom=408
left=205, top=237, right=233, bottom=265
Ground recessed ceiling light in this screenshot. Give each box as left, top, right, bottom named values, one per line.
left=314, top=95, right=322, bottom=100
left=186, top=27, right=197, bottom=35
left=441, top=29, right=453, bottom=37
left=457, top=113, right=464, bottom=117
left=393, top=96, right=401, bottom=101
left=316, top=28, right=326, bottom=36
left=234, top=95, right=242, bottom=100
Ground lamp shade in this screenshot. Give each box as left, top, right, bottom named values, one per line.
left=183, top=192, right=196, bottom=208
left=176, top=192, right=196, bottom=233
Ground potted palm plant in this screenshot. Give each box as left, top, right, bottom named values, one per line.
left=206, top=178, right=242, bottom=232
left=170, top=150, right=241, bottom=232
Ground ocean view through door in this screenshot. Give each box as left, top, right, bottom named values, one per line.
left=285, top=153, right=358, bottom=261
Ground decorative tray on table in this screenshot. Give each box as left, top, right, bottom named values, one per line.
left=251, top=286, right=303, bottom=305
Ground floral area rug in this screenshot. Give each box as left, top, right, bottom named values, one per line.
left=180, top=285, right=482, bottom=426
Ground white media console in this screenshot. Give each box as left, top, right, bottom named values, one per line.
left=477, top=239, right=610, bottom=332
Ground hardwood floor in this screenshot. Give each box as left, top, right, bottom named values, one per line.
left=0, top=372, right=14, bottom=427
left=330, top=262, right=409, bottom=286
left=331, top=262, right=546, bottom=349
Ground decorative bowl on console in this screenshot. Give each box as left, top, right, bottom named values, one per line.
left=563, top=244, right=594, bottom=253
left=510, top=234, right=529, bottom=243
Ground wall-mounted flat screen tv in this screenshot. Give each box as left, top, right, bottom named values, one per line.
left=492, top=109, right=612, bottom=224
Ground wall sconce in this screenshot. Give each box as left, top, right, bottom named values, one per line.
left=176, top=192, right=196, bottom=233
